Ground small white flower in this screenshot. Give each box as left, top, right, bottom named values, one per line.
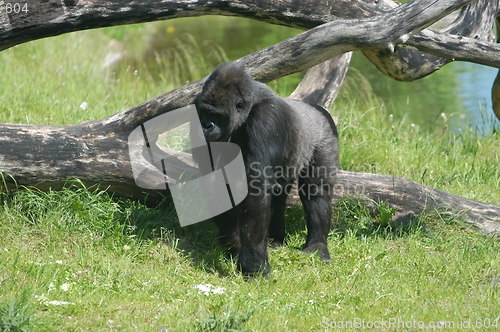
left=60, top=283, right=71, bottom=292
left=55, top=260, right=63, bottom=265
left=79, top=102, right=88, bottom=110
left=45, top=300, right=75, bottom=306
left=211, top=287, right=225, bottom=295
left=194, top=284, right=226, bottom=295
left=195, top=284, right=211, bottom=295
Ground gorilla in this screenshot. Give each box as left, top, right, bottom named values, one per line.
left=193, top=62, right=339, bottom=276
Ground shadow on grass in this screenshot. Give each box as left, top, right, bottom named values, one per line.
left=109, top=194, right=233, bottom=277
left=285, top=196, right=427, bottom=243
left=1, top=182, right=459, bottom=278
left=120, top=193, right=438, bottom=276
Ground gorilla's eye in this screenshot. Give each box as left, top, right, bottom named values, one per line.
left=236, top=101, right=244, bottom=111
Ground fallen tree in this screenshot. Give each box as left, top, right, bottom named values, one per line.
left=0, top=0, right=499, bottom=233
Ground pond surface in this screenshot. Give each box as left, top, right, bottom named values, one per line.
left=138, top=16, right=500, bottom=134
left=456, top=62, right=499, bottom=134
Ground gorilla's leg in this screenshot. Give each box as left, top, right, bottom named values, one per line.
left=298, top=150, right=335, bottom=262
left=213, top=210, right=240, bottom=258
left=237, top=188, right=272, bottom=276
left=268, top=189, right=288, bottom=247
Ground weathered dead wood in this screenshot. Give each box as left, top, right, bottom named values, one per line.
left=290, top=53, right=353, bottom=110
left=1, top=0, right=500, bottom=83
left=0, top=123, right=138, bottom=196
left=492, top=19, right=500, bottom=120
left=333, top=171, right=500, bottom=234
left=281, top=169, right=500, bottom=234
left=362, top=0, right=499, bottom=81
left=0, top=0, right=398, bottom=51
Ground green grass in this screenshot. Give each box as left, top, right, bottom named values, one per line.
left=1, top=23, right=499, bottom=331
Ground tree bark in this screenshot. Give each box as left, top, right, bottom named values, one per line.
left=362, top=0, right=499, bottom=81
left=0, top=0, right=397, bottom=51
left=492, top=19, right=500, bottom=120
left=332, top=171, right=500, bottom=234
left=1, top=0, right=499, bottom=81
left=290, top=53, right=353, bottom=110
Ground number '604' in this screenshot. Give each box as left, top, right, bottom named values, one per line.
left=2, top=3, right=28, bottom=14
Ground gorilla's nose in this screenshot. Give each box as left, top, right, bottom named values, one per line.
left=204, top=122, right=215, bottom=131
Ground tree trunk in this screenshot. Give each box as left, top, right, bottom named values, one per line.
left=362, top=0, right=499, bottom=81
left=290, top=53, right=353, bottom=110
left=332, top=171, right=500, bottom=234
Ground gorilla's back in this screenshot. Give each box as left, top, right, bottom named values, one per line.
left=282, top=98, right=339, bottom=177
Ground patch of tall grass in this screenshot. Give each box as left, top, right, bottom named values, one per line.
left=0, top=23, right=227, bottom=126
left=331, top=68, right=500, bottom=205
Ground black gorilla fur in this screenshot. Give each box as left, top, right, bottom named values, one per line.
left=194, top=62, right=339, bottom=276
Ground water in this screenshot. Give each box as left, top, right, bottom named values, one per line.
left=139, top=16, right=500, bottom=134
left=456, top=63, right=499, bottom=134
left=349, top=53, right=500, bottom=134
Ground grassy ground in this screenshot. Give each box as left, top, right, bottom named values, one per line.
left=1, top=24, right=499, bottom=331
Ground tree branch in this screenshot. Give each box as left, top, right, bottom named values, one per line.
left=333, top=171, right=500, bottom=234
left=407, top=29, right=500, bottom=68
left=2, top=0, right=498, bottom=83
left=0, top=0, right=398, bottom=51
left=362, top=0, right=499, bottom=81
left=289, top=53, right=353, bottom=110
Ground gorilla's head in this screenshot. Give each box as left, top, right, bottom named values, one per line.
left=195, top=63, right=254, bottom=141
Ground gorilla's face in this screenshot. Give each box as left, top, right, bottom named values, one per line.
left=195, top=88, right=250, bottom=141
left=195, top=64, right=253, bottom=142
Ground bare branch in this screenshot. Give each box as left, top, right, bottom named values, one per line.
left=407, top=29, right=500, bottom=68
left=363, top=0, right=499, bottom=81
left=0, top=0, right=395, bottom=51
left=289, top=53, right=353, bottom=110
